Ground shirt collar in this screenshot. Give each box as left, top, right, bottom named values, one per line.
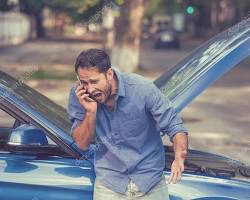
left=113, top=68, right=125, bottom=98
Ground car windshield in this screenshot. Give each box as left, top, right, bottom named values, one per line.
left=0, top=71, right=72, bottom=134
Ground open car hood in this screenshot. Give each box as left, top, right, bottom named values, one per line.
left=154, top=19, right=250, bottom=113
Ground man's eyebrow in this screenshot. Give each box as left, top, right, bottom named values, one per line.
left=79, top=79, right=88, bottom=83
left=89, top=77, right=99, bottom=81
left=79, top=77, right=98, bottom=81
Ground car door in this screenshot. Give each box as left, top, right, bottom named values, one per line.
left=0, top=107, right=95, bottom=200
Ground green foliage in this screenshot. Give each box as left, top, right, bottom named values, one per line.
left=145, top=0, right=165, bottom=17
left=0, top=0, right=15, bottom=12
left=19, top=0, right=49, bottom=14
left=50, top=0, right=100, bottom=13
left=17, top=0, right=103, bottom=22
left=145, top=0, right=188, bottom=17
left=51, top=0, right=103, bottom=23
left=29, top=69, right=76, bottom=80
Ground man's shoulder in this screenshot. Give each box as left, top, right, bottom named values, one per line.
left=120, top=72, right=156, bottom=98
left=68, top=83, right=81, bottom=105
left=70, top=83, right=78, bottom=93
left=122, top=72, right=152, bottom=86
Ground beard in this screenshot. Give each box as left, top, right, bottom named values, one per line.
left=91, top=80, right=112, bottom=104
left=103, top=81, right=113, bottom=104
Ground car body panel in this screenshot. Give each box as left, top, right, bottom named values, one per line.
left=0, top=152, right=94, bottom=200
left=166, top=172, right=250, bottom=200
left=0, top=151, right=249, bottom=200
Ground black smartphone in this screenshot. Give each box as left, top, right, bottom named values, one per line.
left=77, top=75, right=95, bottom=102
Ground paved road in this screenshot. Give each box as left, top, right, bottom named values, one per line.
left=0, top=39, right=102, bottom=76
left=0, top=38, right=250, bottom=166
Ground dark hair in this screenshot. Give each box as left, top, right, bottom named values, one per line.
left=74, top=49, right=111, bottom=73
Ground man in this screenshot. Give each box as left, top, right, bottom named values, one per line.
left=67, top=49, right=188, bottom=200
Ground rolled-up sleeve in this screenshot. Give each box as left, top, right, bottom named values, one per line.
left=67, top=85, right=86, bottom=135
left=145, top=83, right=188, bottom=142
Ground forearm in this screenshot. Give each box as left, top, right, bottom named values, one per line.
left=173, top=133, right=188, bottom=161
left=72, top=111, right=96, bottom=149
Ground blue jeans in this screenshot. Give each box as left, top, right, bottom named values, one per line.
left=93, top=176, right=170, bottom=200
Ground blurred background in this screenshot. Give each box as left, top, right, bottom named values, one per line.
left=0, top=0, right=250, bottom=165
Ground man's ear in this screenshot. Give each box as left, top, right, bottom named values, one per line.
left=106, top=68, right=114, bottom=81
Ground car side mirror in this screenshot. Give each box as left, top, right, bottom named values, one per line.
left=7, top=124, right=48, bottom=146
left=5, top=124, right=67, bottom=156
left=5, top=124, right=49, bottom=154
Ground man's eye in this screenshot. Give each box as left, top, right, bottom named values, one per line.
left=80, top=81, right=87, bottom=85
left=90, top=80, right=98, bottom=84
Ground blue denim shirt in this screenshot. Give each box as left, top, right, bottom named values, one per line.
left=67, top=69, right=188, bottom=194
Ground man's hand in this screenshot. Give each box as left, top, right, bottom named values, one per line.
left=168, top=133, right=188, bottom=184
left=73, top=83, right=97, bottom=150
left=75, top=84, right=97, bottom=113
left=168, top=158, right=185, bottom=184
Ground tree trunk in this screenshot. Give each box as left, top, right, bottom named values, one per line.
left=102, top=4, right=115, bottom=53
left=34, top=11, right=45, bottom=38
left=211, top=0, right=219, bottom=32
left=111, top=0, right=147, bottom=73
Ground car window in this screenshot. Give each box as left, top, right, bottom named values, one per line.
left=0, top=107, right=56, bottom=148
left=0, top=109, right=15, bottom=127
left=0, top=109, right=15, bottom=150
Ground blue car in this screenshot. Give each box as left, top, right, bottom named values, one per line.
left=0, top=19, right=250, bottom=200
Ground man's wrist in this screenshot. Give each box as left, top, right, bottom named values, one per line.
left=86, top=110, right=97, bottom=116
left=175, top=150, right=187, bottom=161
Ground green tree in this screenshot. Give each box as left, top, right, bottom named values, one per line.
left=18, top=0, right=101, bottom=38
left=19, top=0, right=48, bottom=38
left=49, top=0, right=102, bottom=23
left=0, top=0, right=16, bottom=12
left=145, top=0, right=187, bottom=18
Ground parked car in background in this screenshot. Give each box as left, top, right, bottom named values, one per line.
left=153, top=27, right=180, bottom=49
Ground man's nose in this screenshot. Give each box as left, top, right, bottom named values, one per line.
left=87, top=85, right=95, bottom=93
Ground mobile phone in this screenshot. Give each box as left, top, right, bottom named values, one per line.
left=77, top=75, right=95, bottom=102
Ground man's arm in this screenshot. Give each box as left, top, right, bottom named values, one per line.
left=67, top=84, right=98, bottom=150
left=144, top=82, right=188, bottom=183
left=72, top=111, right=96, bottom=149
left=168, top=133, right=188, bottom=184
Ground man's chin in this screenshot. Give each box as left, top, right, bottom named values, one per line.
left=95, top=93, right=110, bottom=104
left=95, top=97, right=105, bottom=104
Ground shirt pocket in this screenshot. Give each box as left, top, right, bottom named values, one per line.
left=119, top=102, right=147, bottom=137
left=122, top=117, right=146, bottom=137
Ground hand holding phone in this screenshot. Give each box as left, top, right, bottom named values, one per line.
left=75, top=76, right=97, bottom=113
left=77, top=76, right=95, bottom=102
